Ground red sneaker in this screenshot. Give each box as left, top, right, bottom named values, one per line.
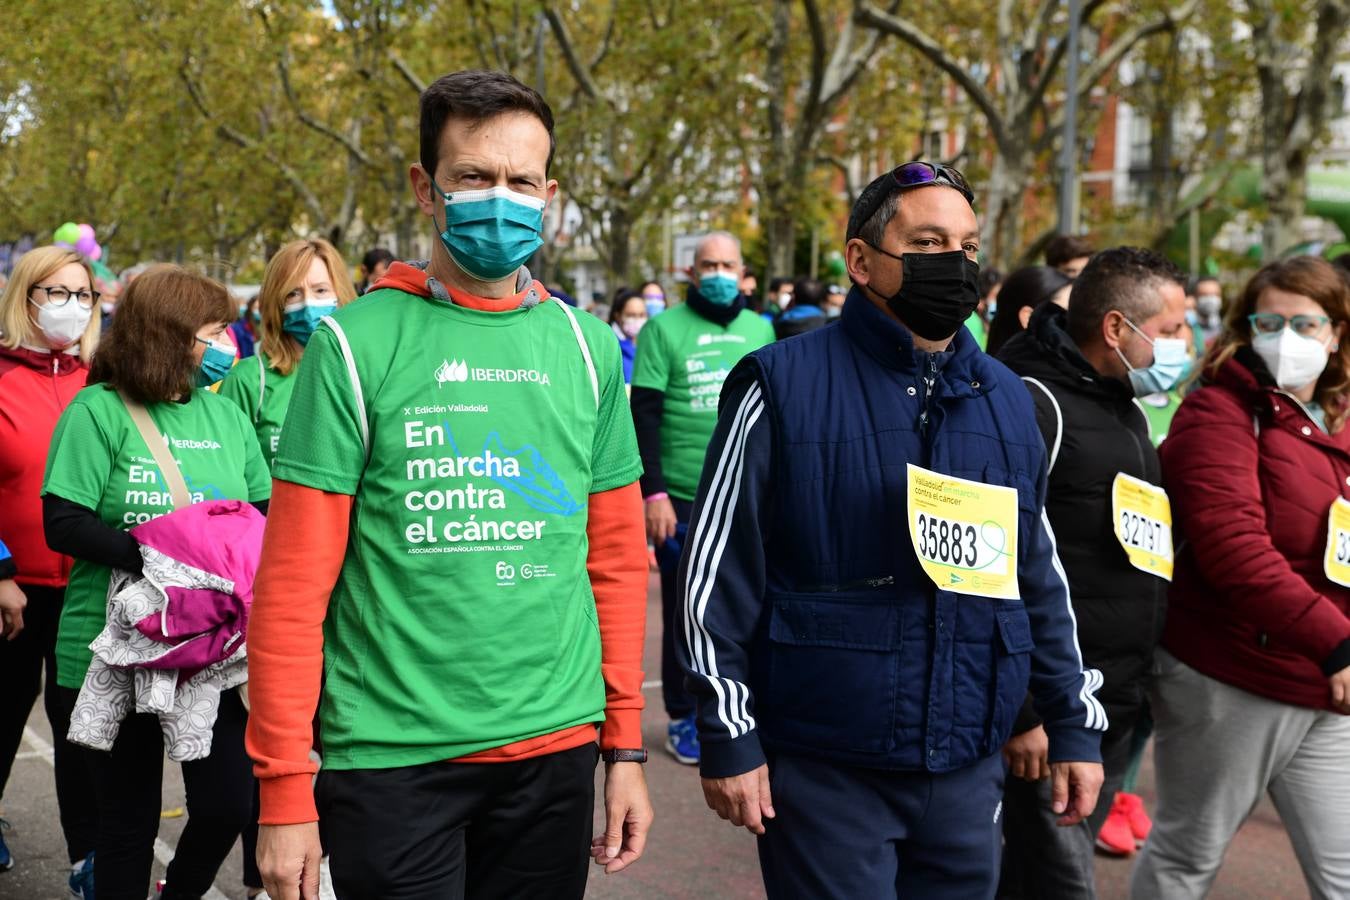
left=1115, top=791, right=1152, bottom=845
left=1095, top=795, right=1136, bottom=856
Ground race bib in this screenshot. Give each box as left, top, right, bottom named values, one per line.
left=1111, top=473, right=1173, bottom=581
left=1323, top=497, right=1350, bottom=587
left=906, top=464, right=1019, bottom=600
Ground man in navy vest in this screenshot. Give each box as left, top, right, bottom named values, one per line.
left=677, top=163, right=1107, bottom=898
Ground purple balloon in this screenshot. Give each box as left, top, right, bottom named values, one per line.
left=77, top=223, right=95, bottom=242
left=75, top=235, right=97, bottom=255
left=55, top=240, right=74, bottom=249
left=89, top=245, right=103, bottom=262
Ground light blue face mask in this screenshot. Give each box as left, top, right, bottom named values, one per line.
left=433, top=183, right=545, bottom=282
left=698, top=271, right=740, bottom=306
left=282, top=303, right=336, bottom=346
left=195, top=337, right=236, bottom=387
left=1116, top=316, right=1191, bottom=397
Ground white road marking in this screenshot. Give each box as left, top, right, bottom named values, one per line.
left=24, top=725, right=230, bottom=900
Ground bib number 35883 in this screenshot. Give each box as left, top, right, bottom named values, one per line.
left=1111, top=473, right=1173, bottom=581
left=906, top=464, right=1020, bottom=600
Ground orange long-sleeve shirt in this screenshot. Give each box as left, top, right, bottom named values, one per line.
left=245, top=279, right=649, bottom=825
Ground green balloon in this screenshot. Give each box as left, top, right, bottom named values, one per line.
left=54, top=222, right=80, bottom=244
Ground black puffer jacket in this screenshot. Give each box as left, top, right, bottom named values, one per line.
left=997, top=304, right=1167, bottom=737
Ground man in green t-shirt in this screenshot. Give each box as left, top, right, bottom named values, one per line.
left=630, top=232, right=775, bottom=765
left=246, top=70, right=653, bottom=900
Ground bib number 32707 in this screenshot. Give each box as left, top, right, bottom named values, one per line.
left=906, top=464, right=1020, bottom=600
left=1111, top=473, right=1173, bottom=581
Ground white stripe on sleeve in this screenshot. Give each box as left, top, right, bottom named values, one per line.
left=682, top=383, right=766, bottom=739
left=1038, top=510, right=1109, bottom=732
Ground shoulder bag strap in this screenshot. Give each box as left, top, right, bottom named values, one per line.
left=1019, top=376, right=1064, bottom=475
left=256, top=353, right=267, bottom=424
left=117, top=390, right=191, bottom=509
left=553, top=298, right=600, bottom=411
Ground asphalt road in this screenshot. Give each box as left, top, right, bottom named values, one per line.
left=0, top=573, right=1310, bottom=899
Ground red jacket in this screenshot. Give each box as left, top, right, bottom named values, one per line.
left=0, top=345, right=88, bottom=587
left=1160, top=349, right=1350, bottom=711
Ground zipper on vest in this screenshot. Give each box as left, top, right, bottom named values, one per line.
left=918, top=355, right=938, bottom=437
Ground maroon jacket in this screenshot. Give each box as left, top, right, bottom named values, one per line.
left=1160, top=348, right=1350, bottom=711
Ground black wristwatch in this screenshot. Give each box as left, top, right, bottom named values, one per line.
left=601, top=748, right=648, bottom=764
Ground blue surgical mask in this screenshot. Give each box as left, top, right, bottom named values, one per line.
left=1115, top=317, right=1190, bottom=397
left=282, top=303, right=336, bottom=346
left=195, top=337, right=236, bottom=387
left=433, top=183, right=545, bottom=282
left=644, top=297, right=666, bottom=318
left=698, top=271, right=740, bottom=306
left=1184, top=308, right=1200, bottom=327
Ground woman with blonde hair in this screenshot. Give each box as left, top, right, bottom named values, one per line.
left=0, top=246, right=100, bottom=894
left=1133, top=256, right=1350, bottom=898
left=219, top=239, right=356, bottom=469
left=42, top=264, right=270, bottom=900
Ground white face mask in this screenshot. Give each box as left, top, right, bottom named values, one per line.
left=1252, top=328, right=1332, bottom=391
left=778, top=291, right=793, bottom=309
left=30, top=299, right=92, bottom=349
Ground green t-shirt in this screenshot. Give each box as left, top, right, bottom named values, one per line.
left=273, top=289, right=641, bottom=769
left=965, top=311, right=988, bottom=350
left=42, top=384, right=271, bottom=688
left=630, top=304, right=774, bottom=499
left=1138, top=391, right=1183, bottom=447
left=218, top=353, right=297, bottom=469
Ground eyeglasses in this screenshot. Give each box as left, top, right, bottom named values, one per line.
left=853, top=161, right=975, bottom=232
left=29, top=285, right=99, bottom=309
left=1248, top=313, right=1331, bottom=338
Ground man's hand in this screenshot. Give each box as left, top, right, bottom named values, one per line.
left=701, top=764, right=775, bottom=835
left=591, top=762, right=653, bottom=874
left=1002, top=725, right=1049, bottom=781
left=1050, top=761, right=1103, bottom=827
left=258, top=822, right=323, bottom=900
left=645, top=497, right=678, bottom=545
left=1329, top=664, right=1350, bottom=714
left=0, top=579, right=26, bottom=640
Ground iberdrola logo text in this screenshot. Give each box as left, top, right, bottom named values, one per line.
left=435, top=358, right=551, bottom=388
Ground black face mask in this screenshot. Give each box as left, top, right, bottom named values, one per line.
left=867, top=248, right=981, bottom=341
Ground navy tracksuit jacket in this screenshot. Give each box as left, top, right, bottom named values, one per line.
left=676, top=289, right=1106, bottom=781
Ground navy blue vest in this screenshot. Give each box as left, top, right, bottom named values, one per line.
left=744, top=291, right=1047, bottom=771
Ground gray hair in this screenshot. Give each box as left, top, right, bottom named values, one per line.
left=118, top=262, right=152, bottom=283
left=1066, top=247, right=1185, bottom=345
left=853, top=193, right=901, bottom=248
left=695, top=230, right=742, bottom=264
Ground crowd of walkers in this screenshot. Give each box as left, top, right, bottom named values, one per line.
left=0, top=68, right=1348, bottom=900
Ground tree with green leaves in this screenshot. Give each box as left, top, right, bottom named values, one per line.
left=855, top=0, right=1199, bottom=268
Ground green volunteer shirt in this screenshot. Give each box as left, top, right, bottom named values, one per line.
left=218, top=353, right=297, bottom=469
left=273, top=288, right=641, bottom=769
left=630, top=303, right=774, bottom=500
left=1138, top=391, right=1182, bottom=447
left=43, top=384, right=271, bottom=689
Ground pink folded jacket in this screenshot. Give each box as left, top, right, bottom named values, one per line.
left=127, top=499, right=266, bottom=677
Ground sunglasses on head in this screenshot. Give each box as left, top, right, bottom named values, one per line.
left=853, top=161, right=975, bottom=231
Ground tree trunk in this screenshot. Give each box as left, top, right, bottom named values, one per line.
left=985, top=147, right=1030, bottom=270
left=765, top=205, right=797, bottom=285
left=607, top=205, right=633, bottom=287
left=1262, top=161, right=1304, bottom=260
